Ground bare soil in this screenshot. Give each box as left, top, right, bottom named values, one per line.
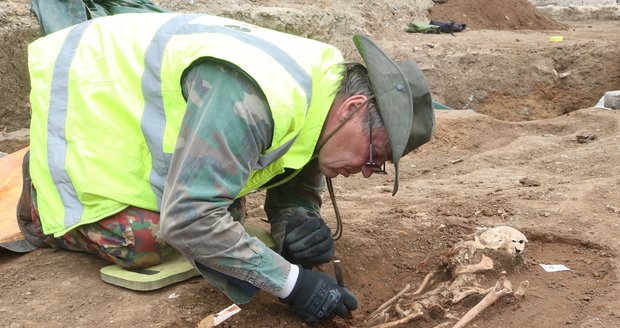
left=429, top=0, right=567, bottom=30
left=1, top=1, right=620, bottom=328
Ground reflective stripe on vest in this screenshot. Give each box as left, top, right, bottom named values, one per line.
left=30, top=13, right=342, bottom=236
left=46, top=20, right=94, bottom=228
left=142, top=14, right=313, bottom=203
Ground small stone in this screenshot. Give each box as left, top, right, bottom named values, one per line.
left=576, top=132, right=596, bottom=143
left=604, top=90, right=620, bottom=109
left=606, top=205, right=620, bottom=214
left=558, top=72, right=571, bottom=79
left=519, top=177, right=541, bottom=187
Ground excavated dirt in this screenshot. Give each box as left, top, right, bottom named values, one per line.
left=1, top=1, right=620, bottom=327
left=430, top=0, right=568, bottom=30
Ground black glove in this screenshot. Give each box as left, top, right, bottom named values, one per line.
left=282, top=267, right=358, bottom=323
left=283, top=214, right=334, bottom=268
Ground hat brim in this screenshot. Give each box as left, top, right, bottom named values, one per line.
left=353, top=35, right=413, bottom=195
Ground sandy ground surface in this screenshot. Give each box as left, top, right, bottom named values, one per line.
left=1, top=1, right=619, bottom=327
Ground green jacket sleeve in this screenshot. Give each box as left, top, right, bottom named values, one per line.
left=264, top=158, right=326, bottom=252
left=160, top=59, right=293, bottom=304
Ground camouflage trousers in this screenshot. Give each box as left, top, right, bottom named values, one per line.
left=28, top=194, right=246, bottom=268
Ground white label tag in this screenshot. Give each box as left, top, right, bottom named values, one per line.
left=539, top=264, right=570, bottom=272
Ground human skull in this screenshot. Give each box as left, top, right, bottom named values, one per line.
left=478, top=226, right=528, bottom=255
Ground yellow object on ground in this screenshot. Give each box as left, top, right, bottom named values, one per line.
left=100, top=251, right=200, bottom=291
left=100, top=225, right=276, bottom=291
left=549, top=35, right=564, bottom=42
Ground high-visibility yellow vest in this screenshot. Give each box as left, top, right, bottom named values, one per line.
left=28, top=13, right=343, bottom=236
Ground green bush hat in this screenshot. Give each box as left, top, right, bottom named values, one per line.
left=353, top=34, right=435, bottom=195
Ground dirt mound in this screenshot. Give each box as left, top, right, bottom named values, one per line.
left=159, top=0, right=435, bottom=44
left=430, top=0, right=567, bottom=30
left=386, top=20, right=620, bottom=121
left=0, top=0, right=39, bottom=134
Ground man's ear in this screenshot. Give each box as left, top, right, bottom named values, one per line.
left=337, top=95, right=367, bottom=122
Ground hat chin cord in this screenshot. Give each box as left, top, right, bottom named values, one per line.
left=318, top=97, right=378, bottom=241
left=326, top=176, right=343, bottom=241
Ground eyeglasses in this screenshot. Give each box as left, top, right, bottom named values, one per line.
left=365, top=108, right=387, bottom=175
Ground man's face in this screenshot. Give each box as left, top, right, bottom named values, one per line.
left=317, top=96, right=391, bottom=178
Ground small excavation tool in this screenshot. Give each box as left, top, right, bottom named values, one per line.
left=333, top=259, right=345, bottom=287
left=333, top=259, right=353, bottom=319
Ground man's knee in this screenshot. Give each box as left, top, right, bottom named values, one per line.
left=101, top=207, right=170, bottom=268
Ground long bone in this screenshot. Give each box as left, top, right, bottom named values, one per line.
left=452, top=286, right=493, bottom=304
left=452, top=271, right=512, bottom=328
left=370, top=304, right=424, bottom=328
left=453, top=254, right=493, bottom=276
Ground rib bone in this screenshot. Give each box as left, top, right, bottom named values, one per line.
left=371, top=305, right=424, bottom=328
left=370, top=284, right=411, bottom=318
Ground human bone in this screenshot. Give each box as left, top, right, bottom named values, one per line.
left=478, top=226, right=528, bottom=254
left=453, top=254, right=494, bottom=276
left=456, top=226, right=528, bottom=256
left=368, top=226, right=529, bottom=328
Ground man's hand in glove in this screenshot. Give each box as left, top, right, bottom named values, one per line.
left=283, top=215, right=334, bottom=268
left=282, top=266, right=358, bottom=323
